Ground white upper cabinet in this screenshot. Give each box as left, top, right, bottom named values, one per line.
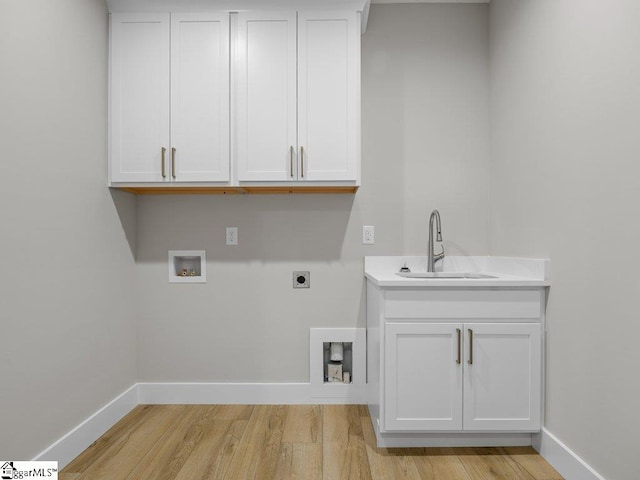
left=110, top=14, right=170, bottom=183
left=298, top=11, right=359, bottom=182
left=170, top=13, right=230, bottom=182
left=236, top=10, right=360, bottom=183
left=109, top=8, right=361, bottom=191
left=236, top=12, right=297, bottom=181
left=110, top=13, right=230, bottom=183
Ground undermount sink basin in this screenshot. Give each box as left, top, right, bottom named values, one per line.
left=395, top=272, right=498, bottom=279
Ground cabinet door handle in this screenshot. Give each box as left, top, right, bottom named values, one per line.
left=161, top=147, right=167, bottom=178
left=456, top=328, right=461, bottom=365
left=171, top=147, right=176, bottom=179
left=300, top=146, right=304, bottom=178
left=290, top=146, right=294, bottom=178
left=467, top=329, right=473, bottom=365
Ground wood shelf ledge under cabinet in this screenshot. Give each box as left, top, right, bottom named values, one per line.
left=112, top=185, right=359, bottom=195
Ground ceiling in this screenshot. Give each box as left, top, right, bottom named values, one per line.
left=372, top=0, right=489, bottom=3
left=105, top=0, right=490, bottom=13
left=106, top=0, right=369, bottom=12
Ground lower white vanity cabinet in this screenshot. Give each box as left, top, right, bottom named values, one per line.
left=384, top=321, right=541, bottom=432
left=364, top=256, right=550, bottom=448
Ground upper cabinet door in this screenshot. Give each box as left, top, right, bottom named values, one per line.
left=297, top=10, right=359, bottom=182
left=110, top=13, right=170, bottom=183
left=236, top=12, right=297, bottom=181
left=171, top=13, right=230, bottom=182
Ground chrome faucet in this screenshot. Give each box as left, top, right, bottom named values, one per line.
left=427, top=209, right=445, bottom=272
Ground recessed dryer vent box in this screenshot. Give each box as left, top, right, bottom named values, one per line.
left=169, top=250, right=206, bottom=283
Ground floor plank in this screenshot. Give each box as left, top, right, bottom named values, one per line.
left=323, top=405, right=373, bottom=480
left=173, top=419, right=248, bottom=480
left=412, top=448, right=475, bottom=480
left=361, top=415, right=422, bottom=480
left=222, top=404, right=287, bottom=480
left=123, top=405, right=207, bottom=480
left=281, top=405, right=322, bottom=443
left=456, top=447, right=537, bottom=480
left=212, top=404, right=254, bottom=421
left=273, top=443, right=322, bottom=480
left=500, top=447, right=565, bottom=480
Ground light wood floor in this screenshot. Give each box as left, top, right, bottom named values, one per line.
left=61, top=405, right=563, bottom=480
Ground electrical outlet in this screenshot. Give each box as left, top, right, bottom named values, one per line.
left=293, top=271, right=310, bottom=288
left=226, top=227, right=238, bottom=245
left=362, top=225, right=375, bottom=245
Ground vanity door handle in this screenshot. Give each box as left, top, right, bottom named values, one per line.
left=456, top=328, right=461, bottom=365
left=300, top=146, right=304, bottom=178
left=171, top=147, right=176, bottom=179
left=161, top=147, right=167, bottom=178
left=467, top=329, right=473, bottom=365
left=290, top=146, right=294, bottom=178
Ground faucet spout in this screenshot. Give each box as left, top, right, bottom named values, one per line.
left=428, top=209, right=445, bottom=272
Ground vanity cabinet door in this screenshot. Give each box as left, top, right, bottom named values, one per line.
left=463, top=323, right=541, bottom=431
left=384, top=323, right=463, bottom=431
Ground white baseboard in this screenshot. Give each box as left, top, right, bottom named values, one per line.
left=137, top=382, right=366, bottom=405
left=32, top=384, right=138, bottom=469
left=533, top=427, right=606, bottom=480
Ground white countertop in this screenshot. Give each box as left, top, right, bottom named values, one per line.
left=365, top=256, right=550, bottom=287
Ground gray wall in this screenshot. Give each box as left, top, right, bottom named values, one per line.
left=0, top=0, right=137, bottom=459
left=136, top=4, right=490, bottom=382
left=489, top=1, right=640, bottom=479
